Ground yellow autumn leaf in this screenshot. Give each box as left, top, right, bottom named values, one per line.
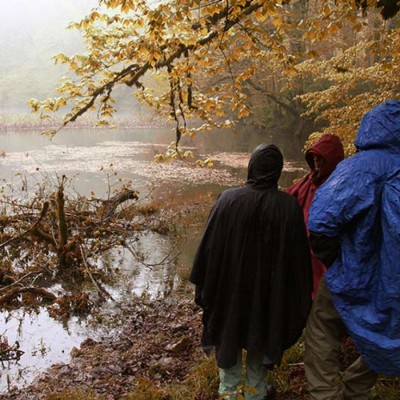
left=183, top=150, right=194, bottom=159
left=53, top=53, right=69, bottom=65
left=238, top=108, right=250, bottom=118
left=28, top=98, right=40, bottom=112
left=41, top=129, right=57, bottom=137
left=328, top=23, right=340, bottom=34
left=272, top=17, right=284, bottom=28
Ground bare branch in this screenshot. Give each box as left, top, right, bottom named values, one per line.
left=0, top=202, right=49, bottom=249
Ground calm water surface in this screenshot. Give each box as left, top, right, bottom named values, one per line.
left=0, top=127, right=307, bottom=392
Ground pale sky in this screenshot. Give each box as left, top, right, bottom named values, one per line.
left=0, top=0, right=160, bottom=111
left=0, top=0, right=97, bottom=28
left=0, top=0, right=99, bottom=110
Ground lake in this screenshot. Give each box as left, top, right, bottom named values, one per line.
left=0, top=126, right=307, bottom=392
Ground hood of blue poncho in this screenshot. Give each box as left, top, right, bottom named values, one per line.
left=355, top=99, right=400, bottom=152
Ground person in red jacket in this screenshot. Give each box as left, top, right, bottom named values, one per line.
left=288, top=134, right=344, bottom=299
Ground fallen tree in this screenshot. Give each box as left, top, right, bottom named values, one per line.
left=0, top=176, right=176, bottom=317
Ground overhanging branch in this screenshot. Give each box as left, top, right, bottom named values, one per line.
left=64, top=0, right=265, bottom=128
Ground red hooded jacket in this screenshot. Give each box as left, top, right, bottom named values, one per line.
left=288, top=134, right=344, bottom=299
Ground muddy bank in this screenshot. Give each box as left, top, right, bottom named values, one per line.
left=2, top=295, right=212, bottom=400
left=4, top=289, right=338, bottom=400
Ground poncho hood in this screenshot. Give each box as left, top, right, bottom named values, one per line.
left=355, top=99, right=400, bottom=152
left=247, top=143, right=283, bottom=188
left=305, top=134, right=344, bottom=179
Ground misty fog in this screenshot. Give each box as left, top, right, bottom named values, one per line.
left=0, top=0, right=98, bottom=112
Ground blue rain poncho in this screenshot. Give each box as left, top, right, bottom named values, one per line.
left=308, top=99, right=400, bottom=376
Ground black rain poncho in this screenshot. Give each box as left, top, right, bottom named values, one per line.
left=190, top=144, right=312, bottom=369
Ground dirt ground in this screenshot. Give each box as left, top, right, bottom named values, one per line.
left=0, top=298, right=310, bottom=400
left=2, top=296, right=212, bottom=399
left=2, top=290, right=366, bottom=400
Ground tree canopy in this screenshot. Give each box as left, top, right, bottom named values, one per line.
left=29, top=0, right=400, bottom=157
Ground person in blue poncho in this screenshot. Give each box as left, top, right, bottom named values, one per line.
left=304, top=99, right=400, bottom=399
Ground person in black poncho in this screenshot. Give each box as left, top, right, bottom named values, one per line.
left=190, top=144, right=313, bottom=400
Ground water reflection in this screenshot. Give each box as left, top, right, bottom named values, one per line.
left=1, top=310, right=89, bottom=391
left=0, top=129, right=244, bottom=198
left=0, top=127, right=306, bottom=196
left=0, top=127, right=307, bottom=392
left=0, top=231, right=182, bottom=392
left=101, top=232, right=180, bottom=300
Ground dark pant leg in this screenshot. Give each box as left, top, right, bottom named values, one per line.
left=342, top=356, right=377, bottom=400
left=304, top=278, right=348, bottom=400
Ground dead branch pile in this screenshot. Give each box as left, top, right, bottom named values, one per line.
left=0, top=178, right=174, bottom=316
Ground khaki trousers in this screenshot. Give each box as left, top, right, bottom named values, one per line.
left=304, top=279, right=378, bottom=400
